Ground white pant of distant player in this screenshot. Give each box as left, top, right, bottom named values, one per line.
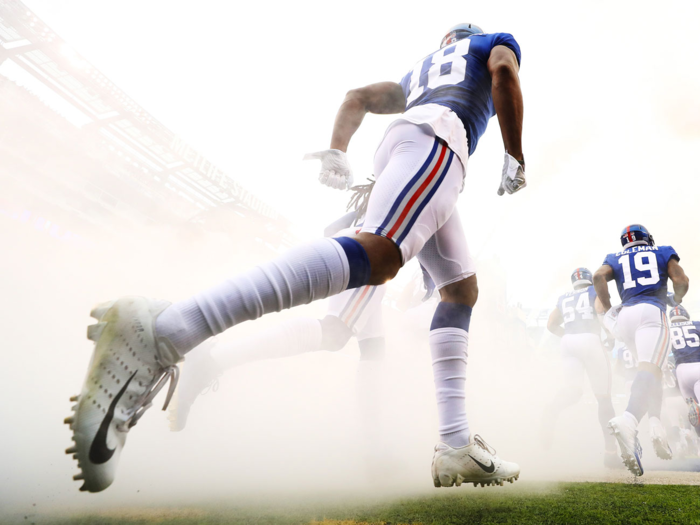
left=559, top=333, right=611, bottom=399
left=676, top=363, right=700, bottom=402
left=615, top=303, right=671, bottom=367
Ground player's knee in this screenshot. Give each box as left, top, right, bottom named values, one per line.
left=439, top=274, right=478, bottom=308
left=353, top=233, right=402, bottom=285
left=359, top=337, right=385, bottom=361
left=319, top=315, right=353, bottom=352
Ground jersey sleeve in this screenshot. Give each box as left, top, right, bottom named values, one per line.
left=663, top=245, right=680, bottom=264
left=398, top=71, right=412, bottom=103
left=602, top=253, right=616, bottom=267
left=488, top=33, right=522, bottom=66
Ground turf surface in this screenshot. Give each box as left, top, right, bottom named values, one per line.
left=10, top=482, right=700, bottom=524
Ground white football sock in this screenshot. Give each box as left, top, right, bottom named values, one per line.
left=430, top=327, right=470, bottom=448
left=210, top=317, right=323, bottom=370
left=156, top=238, right=359, bottom=356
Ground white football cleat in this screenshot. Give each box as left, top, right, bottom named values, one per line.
left=167, top=340, right=221, bottom=432
left=649, top=416, right=672, bottom=460
left=431, top=435, right=520, bottom=488
left=608, top=415, right=643, bottom=476
left=65, top=297, right=181, bottom=492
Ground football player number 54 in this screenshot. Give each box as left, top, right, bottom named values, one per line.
left=618, top=253, right=660, bottom=290
left=406, top=39, right=471, bottom=105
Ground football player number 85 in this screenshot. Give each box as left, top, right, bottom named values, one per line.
left=618, top=253, right=660, bottom=290
left=671, top=326, right=700, bottom=350
left=406, top=39, right=471, bottom=105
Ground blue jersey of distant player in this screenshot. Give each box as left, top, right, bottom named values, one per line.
left=670, top=321, right=700, bottom=365
left=556, top=285, right=599, bottom=335
left=602, top=245, right=679, bottom=310
left=399, top=33, right=521, bottom=156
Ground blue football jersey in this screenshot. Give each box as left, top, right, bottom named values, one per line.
left=399, top=33, right=521, bottom=156
left=556, top=285, right=599, bottom=335
left=670, top=321, right=700, bottom=365
left=602, top=245, right=679, bottom=310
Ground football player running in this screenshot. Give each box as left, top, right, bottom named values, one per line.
left=67, top=23, right=526, bottom=492
left=593, top=225, right=689, bottom=475
left=668, top=305, right=700, bottom=434
left=543, top=268, right=617, bottom=467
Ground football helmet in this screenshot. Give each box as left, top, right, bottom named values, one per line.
left=571, top=267, right=593, bottom=288
left=669, top=305, right=690, bottom=323
left=620, top=224, right=655, bottom=249
left=440, top=23, right=484, bottom=49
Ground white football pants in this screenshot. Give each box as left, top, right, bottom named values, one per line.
left=615, top=303, right=670, bottom=367
left=359, top=121, right=475, bottom=286
left=676, top=362, right=700, bottom=402
left=559, top=333, right=611, bottom=399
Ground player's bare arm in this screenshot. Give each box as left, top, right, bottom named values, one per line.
left=330, top=82, right=406, bottom=152
left=547, top=308, right=565, bottom=337
left=305, top=82, right=405, bottom=191
left=668, top=258, right=689, bottom=305
left=488, top=46, right=523, bottom=162
left=593, top=265, right=614, bottom=312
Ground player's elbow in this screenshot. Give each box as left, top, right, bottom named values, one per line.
left=489, top=60, right=519, bottom=86
left=593, top=270, right=607, bottom=287
left=343, top=87, right=371, bottom=111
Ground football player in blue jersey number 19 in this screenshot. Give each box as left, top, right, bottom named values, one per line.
left=594, top=224, right=690, bottom=475
left=67, top=23, right=526, bottom=492
left=543, top=268, right=618, bottom=468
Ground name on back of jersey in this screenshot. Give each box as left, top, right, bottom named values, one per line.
left=613, top=245, right=660, bottom=257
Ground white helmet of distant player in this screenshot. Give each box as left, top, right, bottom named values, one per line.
left=440, top=23, right=484, bottom=49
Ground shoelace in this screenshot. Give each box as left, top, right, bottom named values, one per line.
left=117, top=365, right=179, bottom=432
left=473, top=434, right=497, bottom=456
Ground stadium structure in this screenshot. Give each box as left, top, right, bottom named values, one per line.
left=0, top=0, right=294, bottom=256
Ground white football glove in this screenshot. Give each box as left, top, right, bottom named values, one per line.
left=303, top=149, right=354, bottom=190
left=603, top=304, right=623, bottom=338
left=497, top=152, right=527, bottom=196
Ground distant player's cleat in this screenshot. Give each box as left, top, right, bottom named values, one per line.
left=67, top=297, right=181, bottom=492
left=167, top=340, right=221, bottom=432
left=431, top=435, right=520, bottom=488
left=649, top=416, right=673, bottom=460
left=608, top=415, right=643, bottom=476
left=686, top=398, right=700, bottom=427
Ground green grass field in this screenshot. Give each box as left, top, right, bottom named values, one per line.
left=17, top=482, right=700, bottom=525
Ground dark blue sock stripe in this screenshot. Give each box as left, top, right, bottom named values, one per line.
left=396, top=150, right=454, bottom=246
left=375, top=138, right=439, bottom=235
left=430, top=302, right=472, bottom=332
left=333, top=236, right=371, bottom=289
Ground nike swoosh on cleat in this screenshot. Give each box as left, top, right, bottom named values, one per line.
left=469, top=455, right=495, bottom=473
left=89, top=370, right=138, bottom=465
